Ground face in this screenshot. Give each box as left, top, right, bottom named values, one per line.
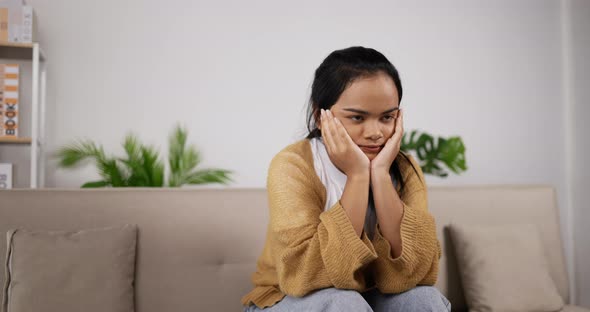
left=319, top=72, right=400, bottom=161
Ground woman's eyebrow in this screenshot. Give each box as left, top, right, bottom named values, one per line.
left=342, top=107, right=399, bottom=115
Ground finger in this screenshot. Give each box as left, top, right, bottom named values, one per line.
left=328, top=111, right=347, bottom=150
left=322, top=109, right=337, bottom=154
left=334, top=117, right=355, bottom=148
left=320, top=109, right=330, bottom=147
left=326, top=110, right=340, bottom=151
left=398, top=109, right=404, bottom=137
left=392, top=109, right=404, bottom=141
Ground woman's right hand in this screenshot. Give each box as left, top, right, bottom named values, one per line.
left=320, top=109, right=370, bottom=177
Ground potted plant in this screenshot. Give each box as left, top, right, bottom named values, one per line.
left=401, top=130, right=467, bottom=178
left=55, top=125, right=232, bottom=187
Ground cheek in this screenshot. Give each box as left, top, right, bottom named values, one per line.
left=343, top=125, right=362, bottom=141
left=384, top=125, right=395, bottom=138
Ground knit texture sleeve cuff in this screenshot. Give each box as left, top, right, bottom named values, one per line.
left=320, top=200, right=378, bottom=267
left=370, top=201, right=440, bottom=293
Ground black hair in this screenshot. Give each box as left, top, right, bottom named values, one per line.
left=305, top=46, right=414, bottom=194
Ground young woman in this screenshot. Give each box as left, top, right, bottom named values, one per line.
left=241, top=46, right=451, bottom=311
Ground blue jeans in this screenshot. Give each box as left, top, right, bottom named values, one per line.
left=244, top=286, right=452, bottom=311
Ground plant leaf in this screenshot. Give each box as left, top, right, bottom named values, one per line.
left=438, top=136, right=467, bottom=174
left=54, top=140, right=102, bottom=168
left=81, top=180, right=110, bottom=188
left=140, top=145, right=164, bottom=187
left=120, top=133, right=149, bottom=186
left=99, top=158, right=127, bottom=187
left=399, top=130, right=467, bottom=178
left=168, top=125, right=188, bottom=174
left=167, top=124, right=203, bottom=187
left=185, top=169, right=233, bottom=185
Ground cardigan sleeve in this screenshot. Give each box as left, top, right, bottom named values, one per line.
left=267, top=150, right=378, bottom=297
left=370, top=154, right=441, bottom=293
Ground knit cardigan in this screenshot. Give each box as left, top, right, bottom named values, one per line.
left=241, top=139, right=441, bottom=309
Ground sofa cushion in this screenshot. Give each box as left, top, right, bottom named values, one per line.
left=448, top=223, right=564, bottom=312
left=2, top=224, right=137, bottom=312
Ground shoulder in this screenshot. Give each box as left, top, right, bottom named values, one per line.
left=267, top=139, right=326, bottom=202
left=269, top=139, right=314, bottom=171
left=268, top=139, right=318, bottom=183
left=395, top=151, right=426, bottom=189
left=274, top=139, right=313, bottom=160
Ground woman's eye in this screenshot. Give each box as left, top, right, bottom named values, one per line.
left=382, top=115, right=394, bottom=121
left=350, top=116, right=363, bottom=121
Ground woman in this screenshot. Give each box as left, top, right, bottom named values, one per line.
left=241, top=46, right=451, bottom=311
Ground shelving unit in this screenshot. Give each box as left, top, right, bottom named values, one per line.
left=0, top=42, right=46, bottom=188
left=0, top=137, right=32, bottom=144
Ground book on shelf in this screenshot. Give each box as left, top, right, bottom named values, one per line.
left=0, top=63, right=19, bottom=137
left=0, top=0, right=36, bottom=43
left=0, top=163, right=12, bottom=189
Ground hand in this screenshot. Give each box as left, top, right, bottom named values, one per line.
left=371, top=109, right=404, bottom=173
left=320, top=109, right=370, bottom=177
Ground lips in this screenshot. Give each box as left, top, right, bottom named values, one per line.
left=360, top=145, right=383, bottom=153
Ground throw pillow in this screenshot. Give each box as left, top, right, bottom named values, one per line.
left=2, top=224, right=137, bottom=312
left=448, top=223, right=564, bottom=312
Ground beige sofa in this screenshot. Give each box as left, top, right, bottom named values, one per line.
left=0, top=186, right=586, bottom=311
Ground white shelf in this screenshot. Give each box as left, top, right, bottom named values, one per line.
left=0, top=137, right=32, bottom=144
left=0, top=41, right=45, bottom=61
left=0, top=42, right=47, bottom=188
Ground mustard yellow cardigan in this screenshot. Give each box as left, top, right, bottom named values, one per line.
left=241, top=139, right=441, bottom=308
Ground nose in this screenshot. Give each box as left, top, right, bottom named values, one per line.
left=364, top=122, right=383, bottom=141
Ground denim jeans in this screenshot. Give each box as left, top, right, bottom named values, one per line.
left=244, top=286, right=452, bottom=311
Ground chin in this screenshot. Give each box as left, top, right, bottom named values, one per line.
left=365, top=153, right=377, bottom=161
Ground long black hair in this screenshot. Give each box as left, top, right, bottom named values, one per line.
left=305, top=46, right=414, bottom=194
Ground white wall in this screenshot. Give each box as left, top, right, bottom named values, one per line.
left=564, top=0, right=590, bottom=305
left=25, top=0, right=584, bottom=304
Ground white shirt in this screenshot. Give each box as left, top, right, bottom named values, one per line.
left=309, top=137, right=348, bottom=212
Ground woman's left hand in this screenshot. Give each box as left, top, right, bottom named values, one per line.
left=371, top=109, right=404, bottom=174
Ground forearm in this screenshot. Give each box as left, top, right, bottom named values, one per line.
left=371, top=169, right=403, bottom=258
left=340, top=173, right=370, bottom=237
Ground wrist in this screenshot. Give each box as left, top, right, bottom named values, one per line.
left=370, top=166, right=390, bottom=178
left=347, top=171, right=370, bottom=182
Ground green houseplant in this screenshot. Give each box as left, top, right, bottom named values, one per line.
left=55, top=125, right=232, bottom=188
left=401, top=130, right=467, bottom=178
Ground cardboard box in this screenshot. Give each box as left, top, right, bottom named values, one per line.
left=0, top=0, right=36, bottom=43
left=0, top=63, right=19, bottom=137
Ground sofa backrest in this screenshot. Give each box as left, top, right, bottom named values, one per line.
left=0, top=186, right=569, bottom=311
left=428, top=185, right=569, bottom=311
